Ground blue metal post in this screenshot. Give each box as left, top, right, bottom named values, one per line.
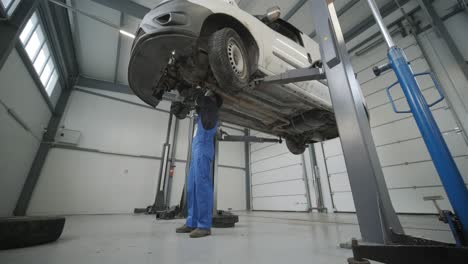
left=388, top=47, right=468, bottom=239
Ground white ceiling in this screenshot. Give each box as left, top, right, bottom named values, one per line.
left=69, top=0, right=400, bottom=86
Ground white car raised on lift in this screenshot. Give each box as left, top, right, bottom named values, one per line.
left=128, top=0, right=337, bottom=154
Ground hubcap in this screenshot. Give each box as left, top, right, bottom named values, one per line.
left=227, top=38, right=247, bottom=79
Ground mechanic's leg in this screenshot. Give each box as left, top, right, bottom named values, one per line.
left=176, top=163, right=197, bottom=233
left=190, top=155, right=213, bottom=238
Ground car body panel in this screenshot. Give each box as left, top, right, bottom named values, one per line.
left=129, top=0, right=340, bottom=143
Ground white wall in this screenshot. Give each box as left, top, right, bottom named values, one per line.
left=320, top=33, right=468, bottom=214
left=27, top=87, right=247, bottom=215
left=0, top=50, right=53, bottom=217
left=28, top=87, right=171, bottom=215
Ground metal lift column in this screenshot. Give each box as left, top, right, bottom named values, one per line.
left=366, top=0, right=468, bottom=240
left=309, top=0, right=403, bottom=244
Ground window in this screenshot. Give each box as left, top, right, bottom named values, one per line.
left=1, top=0, right=21, bottom=16
left=19, top=12, right=60, bottom=97
left=268, top=19, right=304, bottom=47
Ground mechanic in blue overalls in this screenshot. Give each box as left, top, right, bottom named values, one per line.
left=176, top=93, right=223, bottom=238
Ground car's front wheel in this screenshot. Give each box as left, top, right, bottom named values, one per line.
left=208, top=28, right=251, bottom=93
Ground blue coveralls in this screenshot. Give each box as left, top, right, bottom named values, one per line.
left=185, top=117, right=217, bottom=229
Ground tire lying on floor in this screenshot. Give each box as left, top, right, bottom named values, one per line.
left=0, top=216, right=65, bottom=250
left=208, top=27, right=251, bottom=93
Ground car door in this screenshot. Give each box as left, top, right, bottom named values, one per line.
left=262, top=19, right=311, bottom=73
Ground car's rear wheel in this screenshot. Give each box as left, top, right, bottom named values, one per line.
left=286, top=137, right=306, bottom=155
left=208, top=28, right=250, bottom=93
left=170, top=102, right=189, bottom=119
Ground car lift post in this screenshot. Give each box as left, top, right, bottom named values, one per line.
left=300, top=0, right=468, bottom=263
left=366, top=0, right=468, bottom=239
left=309, top=0, right=403, bottom=244
left=253, top=0, right=466, bottom=262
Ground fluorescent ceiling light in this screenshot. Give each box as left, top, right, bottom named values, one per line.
left=119, top=30, right=135, bottom=39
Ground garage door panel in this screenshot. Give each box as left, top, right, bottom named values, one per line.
left=383, top=161, right=442, bottom=188
left=253, top=179, right=306, bottom=197
left=353, top=36, right=417, bottom=72
left=361, top=70, right=397, bottom=96
left=323, top=35, right=468, bottom=214
left=369, top=88, right=447, bottom=128
left=332, top=192, right=356, bottom=212
left=251, top=164, right=303, bottom=185
left=389, top=187, right=452, bottom=214
left=365, top=73, right=435, bottom=110
left=251, top=142, right=276, bottom=153
left=323, top=137, right=343, bottom=157
left=251, top=152, right=302, bottom=174
left=372, top=108, right=457, bottom=146
left=362, top=59, right=429, bottom=97
left=376, top=132, right=467, bottom=166
left=329, top=172, right=351, bottom=192
left=357, top=45, right=423, bottom=84
left=354, top=35, right=417, bottom=71
left=325, top=155, right=346, bottom=174
left=252, top=195, right=308, bottom=211
left=251, top=142, right=289, bottom=163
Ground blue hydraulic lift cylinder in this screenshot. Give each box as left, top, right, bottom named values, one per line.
left=388, top=46, right=468, bottom=239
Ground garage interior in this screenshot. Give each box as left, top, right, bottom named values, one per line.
left=1, top=0, right=467, bottom=263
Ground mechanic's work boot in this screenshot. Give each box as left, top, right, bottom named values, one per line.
left=189, top=228, right=211, bottom=238
left=176, top=225, right=195, bottom=233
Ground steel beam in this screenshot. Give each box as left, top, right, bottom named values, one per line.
left=40, top=0, right=79, bottom=85
left=310, top=0, right=403, bottom=244
left=0, top=2, right=7, bottom=17
left=244, top=128, right=251, bottom=210
left=283, top=0, right=308, bottom=21
left=308, top=144, right=326, bottom=212
left=182, top=115, right=196, bottom=216
left=418, top=0, right=468, bottom=80
left=0, top=0, right=39, bottom=70
left=90, top=0, right=149, bottom=19
left=114, top=13, right=123, bottom=84
left=309, top=0, right=361, bottom=38
left=166, top=117, right=180, bottom=206
left=344, top=0, right=411, bottom=42
left=301, top=153, right=313, bottom=211
left=76, top=76, right=133, bottom=94
left=14, top=84, right=73, bottom=216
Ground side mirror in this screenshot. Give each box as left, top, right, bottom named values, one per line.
left=265, top=6, right=281, bottom=23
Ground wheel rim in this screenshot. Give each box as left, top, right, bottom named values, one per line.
left=227, top=38, right=247, bottom=79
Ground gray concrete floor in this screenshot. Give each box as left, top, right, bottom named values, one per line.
left=0, top=212, right=453, bottom=264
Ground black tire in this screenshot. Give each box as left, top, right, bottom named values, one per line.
left=212, top=210, right=239, bottom=228
left=0, top=216, right=65, bottom=250
left=170, top=102, right=189, bottom=119
left=208, top=28, right=251, bottom=93
left=286, top=138, right=306, bottom=155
